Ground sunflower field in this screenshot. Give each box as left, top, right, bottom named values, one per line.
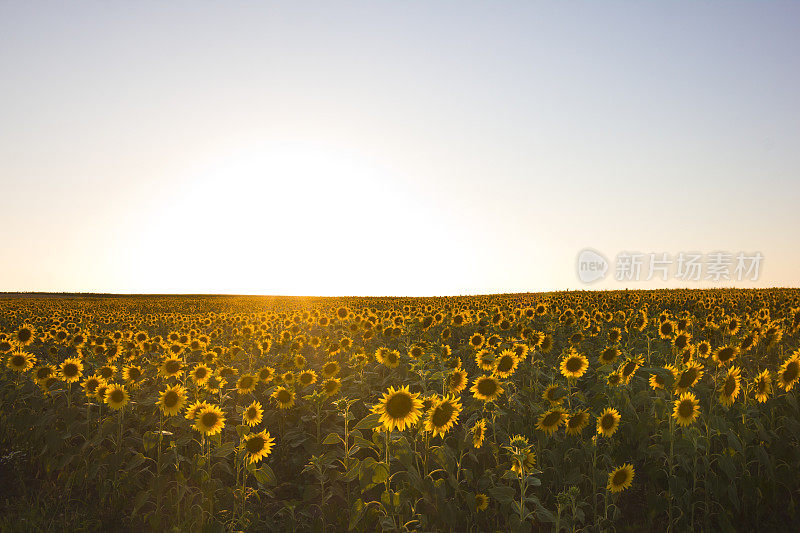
left=1, top=289, right=800, bottom=531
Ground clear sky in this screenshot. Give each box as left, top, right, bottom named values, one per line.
left=1, top=1, right=798, bottom=296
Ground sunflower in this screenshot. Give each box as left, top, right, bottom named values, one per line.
left=777, top=352, right=800, bottom=391
left=105, top=384, right=130, bottom=410
left=673, top=392, right=700, bottom=426
left=83, top=374, right=106, bottom=398
left=122, top=365, right=143, bottom=385
left=560, top=350, right=589, bottom=380
left=281, top=371, right=296, bottom=386
left=542, top=384, right=565, bottom=405
left=718, top=366, right=742, bottom=407
left=607, top=464, right=635, bottom=493
left=659, top=320, right=676, bottom=339
left=512, top=343, right=529, bottom=360
left=236, top=374, right=257, bottom=394
left=6, top=351, right=35, bottom=372
left=158, top=384, right=187, bottom=416
left=597, top=407, right=621, bottom=437
left=493, top=350, right=519, bottom=379
left=471, top=419, right=487, bottom=448
left=712, top=345, right=739, bottom=366
left=607, top=372, right=623, bottom=387
left=752, top=369, right=771, bottom=403
left=536, top=409, right=566, bottom=436
left=60, top=357, right=84, bottom=383
left=511, top=450, right=537, bottom=475
left=322, top=377, right=341, bottom=397
left=272, top=386, right=296, bottom=409
left=321, top=361, right=340, bottom=378
left=469, top=333, right=485, bottom=350
left=565, top=410, right=590, bottom=436
left=194, top=405, right=226, bottom=436
left=243, top=400, right=264, bottom=427
left=408, top=344, right=424, bottom=358
left=674, top=362, right=704, bottom=393
left=257, top=366, right=275, bottom=383
left=672, top=332, right=691, bottom=351
left=185, top=399, right=212, bottom=421
left=243, top=430, right=275, bottom=464
left=471, top=375, right=504, bottom=402
left=446, top=369, right=468, bottom=395
left=298, top=370, right=318, bottom=387
left=424, top=395, right=462, bottom=438
left=619, top=355, right=642, bottom=384
left=373, top=385, right=423, bottom=432
left=159, top=356, right=184, bottom=379
left=33, top=365, right=55, bottom=387
left=95, top=382, right=109, bottom=402
left=190, top=364, right=212, bottom=386
left=474, top=350, right=494, bottom=372
left=649, top=366, right=678, bottom=391
left=475, top=493, right=489, bottom=512
left=539, top=334, right=554, bottom=353
left=507, top=435, right=535, bottom=475
left=599, top=346, right=620, bottom=365
left=98, top=365, right=115, bottom=381
left=376, top=348, right=400, bottom=369
left=294, top=354, right=306, bottom=370
left=14, top=324, right=35, bottom=346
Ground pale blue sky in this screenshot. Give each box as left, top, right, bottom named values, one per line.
left=1, top=1, right=798, bottom=295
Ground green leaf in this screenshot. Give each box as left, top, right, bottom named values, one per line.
left=322, top=433, right=342, bottom=445
left=236, top=424, right=250, bottom=437
left=372, top=462, right=390, bottom=484
left=354, top=413, right=382, bottom=431
left=142, top=431, right=159, bottom=452
left=489, top=485, right=516, bottom=505
left=348, top=499, right=365, bottom=531
left=253, top=464, right=277, bottom=486
left=212, top=441, right=236, bottom=458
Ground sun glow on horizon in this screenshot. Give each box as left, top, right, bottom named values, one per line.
left=123, top=141, right=483, bottom=296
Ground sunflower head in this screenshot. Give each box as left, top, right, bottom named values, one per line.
left=373, top=385, right=423, bottom=432
left=565, top=410, right=590, bottom=436
left=272, top=386, right=296, bottom=409
left=322, top=377, right=342, bottom=397
left=719, top=366, right=742, bottom=407
left=60, top=357, right=84, bottom=383
left=475, top=493, right=489, bottom=512
left=493, top=350, right=519, bottom=378
left=560, top=350, right=589, bottom=380
left=597, top=407, right=621, bottom=437
left=536, top=409, right=566, bottom=436
left=673, top=391, right=700, bottom=426
left=778, top=353, right=800, bottom=391
left=158, top=384, right=187, bottom=416
left=471, top=375, right=504, bottom=402
left=471, top=419, right=487, bottom=448
left=243, top=430, right=275, bottom=464
left=195, top=405, right=226, bottom=436
left=105, top=384, right=129, bottom=410
left=752, top=369, right=771, bottom=402
left=243, top=400, right=264, bottom=427
left=7, top=351, right=35, bottom=372
left=607, top=464, right=635, bottom=493
left=424, top=395, right=462, bottom=438
left=298, top=370, right=318, bottom=387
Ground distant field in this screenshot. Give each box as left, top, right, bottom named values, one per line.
left=1, top=289, right=799, bottom=531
